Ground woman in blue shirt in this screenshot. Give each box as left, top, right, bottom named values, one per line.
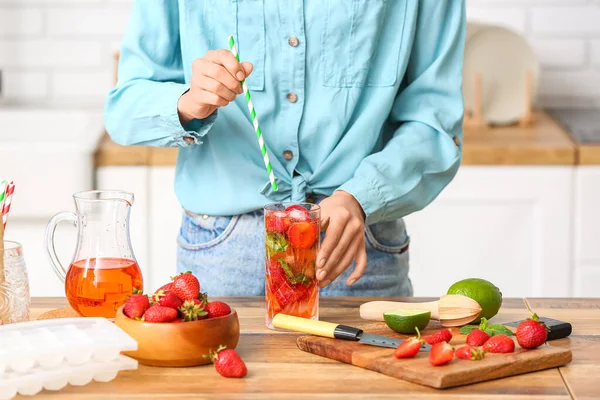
left=104, top=0, right=466, bottom=296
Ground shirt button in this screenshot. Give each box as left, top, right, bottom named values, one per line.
left=283, top=150, right=294, bottom=161
left=183, top=136, right=195, bottom=144
left=288, top=37, right=299, bottom=47
left=287, top=92, right=298, bottom=103
left=453, top=136, right=461, bottom=146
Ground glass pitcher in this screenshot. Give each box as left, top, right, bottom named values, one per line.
left=45, top=190, right=143, bottom=318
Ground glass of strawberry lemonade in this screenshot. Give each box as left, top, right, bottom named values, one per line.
left=264, top=202, right=320, bottom=329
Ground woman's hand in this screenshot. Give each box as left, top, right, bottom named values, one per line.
left=177, top=49, right=253, bottom=125
left=316, top=191, right=367, bottom=288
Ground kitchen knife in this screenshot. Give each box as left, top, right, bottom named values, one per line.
left=272, top=314, right=430, bottom=351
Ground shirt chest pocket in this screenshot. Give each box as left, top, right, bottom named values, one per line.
left=320, top=0, right=408, bottom=88
left=201, top=0, right=265, bottom=91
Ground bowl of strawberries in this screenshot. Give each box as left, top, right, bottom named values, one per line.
left=114, top=271, right=240, bottom=367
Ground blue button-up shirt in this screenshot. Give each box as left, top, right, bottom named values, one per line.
left=105, top=0, right=466, bottom=224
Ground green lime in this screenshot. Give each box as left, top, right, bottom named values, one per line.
left=447, top=278, right=503, bottom=322
left=383, top=310, right=431, bottom=334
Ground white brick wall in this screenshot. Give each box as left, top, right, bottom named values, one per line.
left=467, top=0, right=600, bottom=106
left=0, top=0, right=598, bottom=107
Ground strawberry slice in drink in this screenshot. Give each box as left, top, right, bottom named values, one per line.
left=274, top=281, right=298, bottom=308
left=265, top=211, right=290, bottom=233
left=288, top=222, right=318, bottom=249
left=267, top=258, right=287, bottom=291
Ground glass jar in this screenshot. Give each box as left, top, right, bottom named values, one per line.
left=1, top=241, right=31, bottom=324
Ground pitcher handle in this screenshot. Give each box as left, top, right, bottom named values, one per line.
left=45, top=211, right=77, bottom=282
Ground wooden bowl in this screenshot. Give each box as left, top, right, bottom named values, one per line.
left=114, top=305, right=240, bottom=367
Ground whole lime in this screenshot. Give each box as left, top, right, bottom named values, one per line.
left=447, top=278, right=503, bottom=322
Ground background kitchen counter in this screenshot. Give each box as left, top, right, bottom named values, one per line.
left=95, top=111, right=582, bottom=167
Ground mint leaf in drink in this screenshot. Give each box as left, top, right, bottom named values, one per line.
left=278, top=258, right=295, bottom=280
left=278, top=258, right=311, bottom=285
left=290, top=274, right=311, bottom=285
left=485, top=324, right=514, bottom=336
left=266, top=232, right=288, bottom=253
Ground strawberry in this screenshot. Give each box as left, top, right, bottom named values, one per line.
left=429, top=341, right=454, bottom=366
left=205, top=301, right=232, bottom=319
left=267, top=259, right=288, bottom=290
left=152, top=290, right=183, bottom=310
left=424, top=329, right=453, bottom=345
left=455, top=345, right=486, bottom=360
left=142, top=305, right=178, bottom=323
left=178, top=299, right=208, bottom=321
left=516, top=306, right=548, bottom=349
left=155, top=282, right=173, bottom=293
left=466, top=329, right=491, bottom=347
left=394, top=327, right=423, bottom=359
left=285, top=205, right=310, bottom=222
left=274, top=281, right=299, bottom=308
left=288, top=222, right=318, bottom=249
left=482, top=334, right=515, bottom=353
left=171, top=271, right=200, bottom=301
left=266, top=211, right=289, bottom=233
left=172, top=318, right=183, bottom=323
left=123, top=294, right=150, bottom=319
left=208, top=345, right=247, bottom=378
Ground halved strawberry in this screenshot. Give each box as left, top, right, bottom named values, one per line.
left=265, top=211, right=289, bottom=233
left=288, top=222, right=318, bottom=249
left=394, top=328, right=423, bottom=359
left=429, top=341, right=454, bottom=366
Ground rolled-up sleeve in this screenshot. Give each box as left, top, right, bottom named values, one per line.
left=338, top=0, right=466, bottom=224
left=104, top=0, right=216, bottom=148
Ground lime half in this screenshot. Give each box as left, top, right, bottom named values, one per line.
left=383, top=310, right=431, bottom=334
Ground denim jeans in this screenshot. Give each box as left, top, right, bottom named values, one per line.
left=176, top=203, right=413, bottom=297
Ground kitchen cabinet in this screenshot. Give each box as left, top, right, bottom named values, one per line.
left=404, top=166, right=573, bottom=298
left=96, top=164, right=575, bottom=298
left=573, top=166, right=600, bottom=297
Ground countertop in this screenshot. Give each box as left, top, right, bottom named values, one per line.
left=549, top=108, right=600, bottom=165
left=95, top=110, right=582, bottom=167
left=25, top=296, right=599, bottom=399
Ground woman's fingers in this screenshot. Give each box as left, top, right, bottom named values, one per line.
left=319, top=234, right=364, bottom=288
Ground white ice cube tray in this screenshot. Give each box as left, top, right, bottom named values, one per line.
left=0, top=355, right=138, bottom=399
left=0, top=318, right=137, bottom=373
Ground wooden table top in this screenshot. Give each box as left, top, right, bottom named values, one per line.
left=22, top=296, right=599, bottom=399
left=95, top=110, right=587, bottom=167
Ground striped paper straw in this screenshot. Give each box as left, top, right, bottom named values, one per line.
left=2, top=181, right=15, bottom=229
left=228, top=35, right=278, bottom=192
left=0, top=180, right=6, bottom=213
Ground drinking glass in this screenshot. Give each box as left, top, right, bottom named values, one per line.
left=264, top=202, right=320, bottom=329
left=0, top=241, right=31, bottom=324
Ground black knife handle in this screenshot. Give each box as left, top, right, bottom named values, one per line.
left=333, top=325, right=363, bottom=341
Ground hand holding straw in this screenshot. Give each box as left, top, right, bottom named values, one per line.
left=1, top=181, right=15, bottom=230
left=228, top=35, right=278, bottom=192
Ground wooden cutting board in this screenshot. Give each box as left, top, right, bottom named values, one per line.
left=296, top=323, right=572, bottom=389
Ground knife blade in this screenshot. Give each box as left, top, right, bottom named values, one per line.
left=271, top=314, right=430, bottom=351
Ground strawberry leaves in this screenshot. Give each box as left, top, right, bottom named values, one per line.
left=459, top=317, right=514, bottom=337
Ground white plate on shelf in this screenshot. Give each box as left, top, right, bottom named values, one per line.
left=463, top=23, right=540, bottom=125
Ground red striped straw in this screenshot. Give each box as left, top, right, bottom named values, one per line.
left=2, top=181, right=15, bottom=229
